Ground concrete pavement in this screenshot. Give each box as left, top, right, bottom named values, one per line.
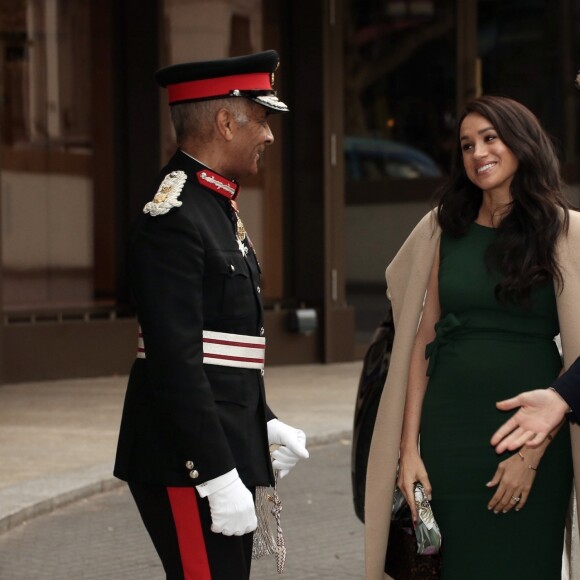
left=0, top=361, right=363, bottom=536
left=0, top=440, right=365, bottom=579
left=1, top=360, right=574, bottom=579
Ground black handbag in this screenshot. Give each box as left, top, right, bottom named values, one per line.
left=385, top=485, right=442, bottom=579
left=350, top=299, right=442, bottom=579
left=385, top=523, right=441, bottom=579
left=351, top=303, right=395, bottom=522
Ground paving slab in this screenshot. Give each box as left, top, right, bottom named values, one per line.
left=0, top=361, right=363, bottom=534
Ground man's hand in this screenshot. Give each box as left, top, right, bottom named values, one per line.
left=491, top=389, right=569, bottom=454
left=206, top=476, right=257, bottom=536
left=267, top=419, right=309, bottom=478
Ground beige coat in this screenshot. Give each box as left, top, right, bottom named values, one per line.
left=364, top=209, right=580, bottom=580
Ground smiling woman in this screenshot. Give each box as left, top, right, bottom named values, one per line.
left=438, top=96, right=569, bottom=306
left=459, top=113, right=519, bottom=207
left=365, top=95, right=578, bottom=580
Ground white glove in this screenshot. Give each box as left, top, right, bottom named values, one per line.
left=267, top=419, right=309, bottom=478
left=206, top=476, right=257, bottom=536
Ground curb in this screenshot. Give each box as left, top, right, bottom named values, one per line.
left=0, top=463, right=123, bottom=535
left=0, top=429, right=353, bottom=536
left=308, top=429, right=353, bottom=447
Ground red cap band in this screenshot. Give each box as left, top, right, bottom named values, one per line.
left=167, top=72, right=272, bottom=104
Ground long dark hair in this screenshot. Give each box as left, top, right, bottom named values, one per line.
left=435, top=95, right=570, bottom=305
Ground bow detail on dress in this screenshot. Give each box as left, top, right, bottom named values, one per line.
left=425, top=313, right=462, bottom=376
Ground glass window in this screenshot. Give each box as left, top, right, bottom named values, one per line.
left=0, top=0, right=93, bottom=311
left=478, top=0, right=565, bottom=151
left=478, top=0, right=580, bottom=202
left=345, top=0, right=457, bottom=345
left=345, top=0, right=457, bottom=188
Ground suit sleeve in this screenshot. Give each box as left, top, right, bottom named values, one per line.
left=555, top=211, right=580, bottom=424
left=130, top=211, right=236, bottom=484
left=551, top=356, right=580, bottom=422
left=265, top=404, right=276, bottom=422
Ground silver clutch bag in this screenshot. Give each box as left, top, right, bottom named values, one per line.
left=252, top=472, right=286, bottom=574
left=412, top=482, right=442, bottom=555
left=391, top=482, right=442, bottom=555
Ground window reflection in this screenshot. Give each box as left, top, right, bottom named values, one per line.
left=344, top=135, right=443, bottom=180
left=345, top=0, right=456, bottom=181
left=478, top=0, right=563, bottom=144
left=477, top=0, right=580, bottom=202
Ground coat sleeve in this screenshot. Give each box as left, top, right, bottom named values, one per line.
left=551, top=357, right=580, bottom=422
left=365, top=210, right=440, bottom=580
left=130, top=211, right=236, bottom=484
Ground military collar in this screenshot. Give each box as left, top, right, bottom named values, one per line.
left=180, top=150, right=240, bottom=201
left=196, top=169, right=239, bottom=201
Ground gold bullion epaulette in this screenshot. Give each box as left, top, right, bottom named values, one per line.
left=143, top=170, right=186, bottom=216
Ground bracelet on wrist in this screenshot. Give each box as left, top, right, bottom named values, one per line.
left=517, top=450, right=538, bottom=471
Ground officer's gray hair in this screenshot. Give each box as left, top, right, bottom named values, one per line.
left=170, top=98, right=250, bottom=144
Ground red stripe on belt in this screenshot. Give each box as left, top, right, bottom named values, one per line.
left=203, top=337, right=265, bottom=349
left=204, top=353, right=265, bottom=364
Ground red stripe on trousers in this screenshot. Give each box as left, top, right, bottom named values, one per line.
left=167, top=487, right=212, bottom=580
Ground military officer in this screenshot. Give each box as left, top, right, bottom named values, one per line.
left=114, top=50, right=309, bottom=580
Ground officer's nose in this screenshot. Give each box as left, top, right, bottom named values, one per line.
left=264, top=123, right=274, bottom=145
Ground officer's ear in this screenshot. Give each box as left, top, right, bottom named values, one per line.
left=215, top=108, right=235, bottom=142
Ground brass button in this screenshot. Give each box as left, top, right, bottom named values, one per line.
left=257, top=286, right=261, bottom=293
left=189, top=469, right=199, bottom=479
left=230, top=264, right=235, bottom=272
left=185, top=460, right=194, bottom=470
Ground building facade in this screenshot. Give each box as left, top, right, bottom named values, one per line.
left=0, top=0, right=579, bottom=382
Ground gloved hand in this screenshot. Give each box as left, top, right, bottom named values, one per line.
left=206, top=476, right=257, bottom=536
left=267, top=418, right=309, bottom=478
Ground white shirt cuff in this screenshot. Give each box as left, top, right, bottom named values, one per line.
left=195, top=468, right=238, bottom=498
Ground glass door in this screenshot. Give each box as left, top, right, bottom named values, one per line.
left=344, top=0, right=458, bottom=347
left=344, top=0, right=580, bottom=350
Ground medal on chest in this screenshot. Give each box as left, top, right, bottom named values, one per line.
left=232, top=203, right=249, bottom=257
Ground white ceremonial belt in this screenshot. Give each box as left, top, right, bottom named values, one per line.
left=137, top=329, right=266, bottom=370
left=202, top=330, right=266, bottom=369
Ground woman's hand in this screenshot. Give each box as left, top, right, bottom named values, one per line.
left=397, top=449, right=432, bottom=524
left=486, top=449, right=542, bottom=514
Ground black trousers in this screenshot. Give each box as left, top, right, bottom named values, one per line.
left=129, top=482, right=254, bottom=580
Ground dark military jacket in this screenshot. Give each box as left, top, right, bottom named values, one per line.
left=552, top=356, right=580, bottom=422
left=114, top=150, right=275, bottom=488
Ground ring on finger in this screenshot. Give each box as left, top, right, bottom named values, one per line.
left=511, top=495, right=521, bottom=503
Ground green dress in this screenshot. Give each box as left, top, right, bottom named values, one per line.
left=421, top=223, right=573, bottom=579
